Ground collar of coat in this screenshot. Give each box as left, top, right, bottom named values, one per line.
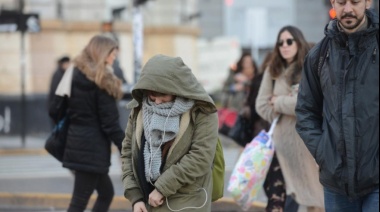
left=325, top=9, right=379, bottom=49
left=73, top=59, right=123, bottom=99
left=283, top=62, right=300, bottom=85
left=135, top=109, right=191, bottom=159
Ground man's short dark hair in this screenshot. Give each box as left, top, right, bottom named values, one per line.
left=57, top=56, right=70, bottom=65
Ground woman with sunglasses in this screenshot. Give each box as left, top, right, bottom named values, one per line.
left=256, top=26, right=324, bottom=212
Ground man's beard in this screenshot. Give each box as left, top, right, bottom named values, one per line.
left=338, top=13, right=365, bottom=30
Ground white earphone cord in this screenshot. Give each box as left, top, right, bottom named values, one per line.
left=166, top=188, right=208, bottom=212
left=148, top=108, right=208, bottom=211
left=148, top=108, right=172, bottom=186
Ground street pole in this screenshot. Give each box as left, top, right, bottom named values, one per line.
left=132, top=4, right=143, bottom=83
left=19, top=0, right=26, bottom=147
left=20, top=29, right=26, bottom=147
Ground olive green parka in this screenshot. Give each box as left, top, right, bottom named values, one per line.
left=121, top=54, right=218, bottom=212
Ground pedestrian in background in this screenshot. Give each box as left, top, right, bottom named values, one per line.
left=52, top=35, right=125, bottom=212
left=48, top=56, right=70, bottom=124
left=296, top=0, right=379, bottom=211
left=230, top=51, right=271, bottom=147
left=243, top=51, right=273, bottom=140
left=256, top=25, right=324, bottom=212
left=121, top=54, right=218, bottom=212
left=222, top=52, right=259, bottom=111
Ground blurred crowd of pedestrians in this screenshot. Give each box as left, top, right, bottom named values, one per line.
left=43, top=1, right=378, bottom=212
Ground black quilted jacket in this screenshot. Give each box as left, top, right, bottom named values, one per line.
left=62, top=68, right=124, bottom=174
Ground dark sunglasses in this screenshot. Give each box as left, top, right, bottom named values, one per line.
left=278, top=38, right=295, bottom=47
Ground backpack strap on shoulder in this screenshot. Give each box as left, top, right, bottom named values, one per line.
left=317, top=36, right=330, bottom=77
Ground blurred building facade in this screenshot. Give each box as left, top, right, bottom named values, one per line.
left=0, top=0, right=200, bottom=135
left=198, top=0, right=378, bottom=63
left=0, top=0, right=200, bottom=94
left=0, top=0, right=378, bottom=136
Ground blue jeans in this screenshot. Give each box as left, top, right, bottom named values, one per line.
left=324, top=187, right=379, bottom=212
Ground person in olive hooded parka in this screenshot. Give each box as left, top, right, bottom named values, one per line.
left=121, top=54, right=218, bottom=212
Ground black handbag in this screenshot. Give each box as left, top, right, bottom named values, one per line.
left=45, top=116, right=68, bottom=162
left=45, top=95, right=69, bottom=162
left=228, top=115, right=253, bottom=147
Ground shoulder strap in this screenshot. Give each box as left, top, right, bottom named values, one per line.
left=316, top=36, right=330, bottom=77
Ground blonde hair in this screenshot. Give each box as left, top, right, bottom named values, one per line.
left=74, top=35, right=123, bottom=99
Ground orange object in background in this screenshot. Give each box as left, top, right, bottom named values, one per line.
left=329, top=8, right=337, bottom=19
left=225, top=0, right=234, bottom=7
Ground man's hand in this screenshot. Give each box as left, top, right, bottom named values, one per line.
left=133, top=202, right=147, bottom=212
left=149, top=189, right=164, bottom=208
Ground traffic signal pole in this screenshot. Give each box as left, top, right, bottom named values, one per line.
left=132, top=2, right=144, bottom=83
left=19, top=0, right=26, bottom=147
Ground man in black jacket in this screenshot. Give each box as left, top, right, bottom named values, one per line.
left=296, top=0, right=379, bottom=211
left=48, top=56, right=70, bottom=127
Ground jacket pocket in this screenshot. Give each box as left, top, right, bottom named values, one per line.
left=355, top=135, right=379, bottom=192
left=315, top=111, right=331, bottom=167
left=317, top=133, right=344, bottom=184
left=315, top=132, right=326, bottom=168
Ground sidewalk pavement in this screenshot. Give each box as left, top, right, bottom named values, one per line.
left=0, top=134, right=267, bottom=212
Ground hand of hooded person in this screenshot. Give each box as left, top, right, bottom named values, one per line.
left=133, top=202, right=148, bottom=212
left=149, top=189, right=164, bottom=207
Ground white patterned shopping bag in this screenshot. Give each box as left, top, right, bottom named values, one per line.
left=227, top=117, right=279, bottom=211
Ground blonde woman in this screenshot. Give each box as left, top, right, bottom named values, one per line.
left=256, top=26, right=324, bottom=212
left=51, top=35, right=125, bottom=211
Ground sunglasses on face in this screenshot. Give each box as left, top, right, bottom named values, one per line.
left=278, top=38, right=295, bottom=47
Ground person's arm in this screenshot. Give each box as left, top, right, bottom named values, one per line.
left=121, top=109, right=144, bottom=206
left=255, top=68, right=278, bottom=123
left=96, top=89, right=124, bottom=152
left=273, top=94, right=297, bottom=116
left=222, top=70, right=237, bottom=93
left=154, top=112, right=218, bottom=197
left=295, top=50, right=324, bottom=159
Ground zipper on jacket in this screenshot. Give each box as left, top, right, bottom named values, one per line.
left=325, top=50, right=336, bottom=85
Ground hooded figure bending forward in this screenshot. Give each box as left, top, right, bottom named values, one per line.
left=121, top=54, right=219, bottom=212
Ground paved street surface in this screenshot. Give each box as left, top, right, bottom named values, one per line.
left=0, top=134, right=296, bottom=212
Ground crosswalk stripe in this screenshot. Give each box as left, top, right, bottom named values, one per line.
left=0, top=154, right=122, bottom=179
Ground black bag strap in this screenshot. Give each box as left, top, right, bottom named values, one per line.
left=315, top=27, right=378, bottom=78
left=316, top=36, right=330, bottom=77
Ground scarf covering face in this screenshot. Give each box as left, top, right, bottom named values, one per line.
left=142, top=95, right=194, bottom=182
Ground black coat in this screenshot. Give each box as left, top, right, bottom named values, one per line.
left=62, top=68, right=124, bottom=174
left=296, top=10, right=379, bottom=198
left=48, top=68, right=65, bottom=109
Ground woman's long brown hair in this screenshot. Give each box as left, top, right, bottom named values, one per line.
left=74, top=35, right=122, bottom=99
left=269, top=26, right=310, bottom=85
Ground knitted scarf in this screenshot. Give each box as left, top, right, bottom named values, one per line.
left=142, top=96, right=194, bottom=183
